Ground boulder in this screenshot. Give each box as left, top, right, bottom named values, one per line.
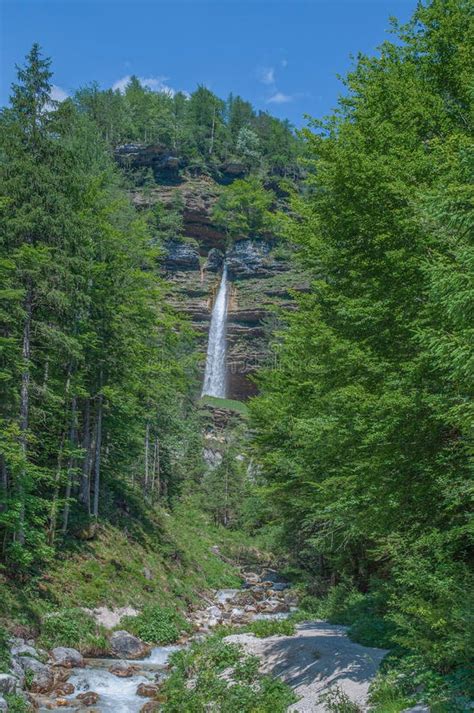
left=206, top=606, right=222, bottom=620
left=51, top=647, right=84, bottom=669
left=137, top=682, right=159, bottom=697
left=55, top=682, right=75, bottom=695
left=140, top=702, right=161, bottom=712
left=0, top=695, right=7, bottom=712
left=76, top=690, right=100, bottom=705
left=0, top=673, right=18, bottom=694
left=9, top=660, right=25, bottom=688
left=110, top=631, right=150, bottom=660
left=11, top=643, right=39, bottom=659
left=271, top=582, right=290, bottom=591
left=230, top=607, right=247, bottom=623
left=108, top=661, right=138, bottom=678
left=18, top=657, right=54, bottom=694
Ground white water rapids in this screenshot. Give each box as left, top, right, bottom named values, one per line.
left=201, top=265, right=228, bottom=398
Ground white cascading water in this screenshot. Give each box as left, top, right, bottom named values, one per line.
left=201, top=265, right=228, bottom=398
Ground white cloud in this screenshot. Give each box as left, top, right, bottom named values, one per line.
left=258, top=66, right=275, bottom=86
left=112, top=74, right=176, bottom=96
left=267, top=91, right=293, bottom=104
left=51, top=84, right=69, bottom=102
left=281, top=58, right=288, bottom=68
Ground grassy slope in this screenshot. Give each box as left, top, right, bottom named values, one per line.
left=0, top=500, right=255, bottom=631
left=201, top=395, right=249, bottom=415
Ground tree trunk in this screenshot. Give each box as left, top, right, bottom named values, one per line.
left=48, top=430, right=66, bottom=544
left=92, top=374, right=104, bottom=519
left=17, top=283, right=33, bottom=545
left=209, top=106, right=216, bottom=156
left=144, top=421, right=150, bottom=492
left=151, top=437, right=160, bottom=499
left=80, top=398, right=92, bottom=513
left=62, top=394, right=78, bottom=534
left=0, top=455, right=8, bottom=518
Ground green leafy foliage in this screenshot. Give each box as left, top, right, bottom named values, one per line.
left=249, top=0, right=473, bottom=693
left=244, top=618, right=296, bottom=638
left=319, top=686, right=362, bottom=713
left=0, top=45, right=202, bottom=578
left=160, top=633, right=296, bottom=712
left=121, top=605, right=190, bottom=645
left=74, top=80, right=300, bottom=179
left=0, top=625, right=11, bottom=672
left=213, top=177, right=275, bottom=240
left=4, top=694, right=30, bottom=713
left=38, top=608, right=105, bottom=651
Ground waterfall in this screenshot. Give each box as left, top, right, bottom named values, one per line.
left=202, top=265, right=228, bottom=398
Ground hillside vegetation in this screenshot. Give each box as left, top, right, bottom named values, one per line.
left=250, top=0, right=473, bottom=708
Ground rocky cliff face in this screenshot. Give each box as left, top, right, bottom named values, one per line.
left=163, top=232, right=307, bottom=400
left=122, top=155, right=307, bottom=400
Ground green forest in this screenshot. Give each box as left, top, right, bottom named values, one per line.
left=0, top=0, right=472, bottom=711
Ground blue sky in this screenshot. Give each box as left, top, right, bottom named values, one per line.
left=1, top=0, right=416, bottom=126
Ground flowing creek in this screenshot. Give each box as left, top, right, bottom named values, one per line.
left=37, top=569, right=295, bottom=712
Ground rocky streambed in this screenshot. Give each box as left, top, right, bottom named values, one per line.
left=0, top=568, right=296, bottom=712
left=1, top=567, right=391, bottom=712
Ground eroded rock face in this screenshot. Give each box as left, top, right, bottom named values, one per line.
left=110, top=631, right=150, bottom=660
left=164, top=240, right=200, bottom=271
left=205, top=248, right=225, bottom=272
left=115, top=144, right=180, bottom=174
left=226, top=239, right=278, bottom=280
left=129, top=175, right=308, bottom=400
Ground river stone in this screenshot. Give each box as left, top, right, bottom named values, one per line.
left=11, top=642, right=39, bottom=659
left=110, top=631, right=150, bottom=660
left=271, top=582, right=290, bottom=591
left=137, top=682, right=159, bottom=697
left=108, top=661, right=138, bottom=677
left=55, top=681, right=75, bottom=695
left=18, top=656, right=54, bottom=693
left=0, top=673, right=18, bottom=694
left=9, top=660, right=25, bottom=688
left=77, top=690, right=100, bottom=705
left=0, top=694, right=7, bottom=711
left=51, top=647, right=84, bottom=668
left=140, top=701, right=161, bottom=712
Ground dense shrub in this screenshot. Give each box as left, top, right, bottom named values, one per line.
left=0, top=625, right=11, bottom=672
left=245, top=618, right=296, bottom=638
left=121, top=605, right=191, bottom=645
left=39, top=608, right=106, bottom=652
left=161, top=634, right=296, bottom=712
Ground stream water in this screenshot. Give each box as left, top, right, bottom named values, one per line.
left=59, top=645, right=181, bottom=713
left=39, top=572, right=293, bottom=712
left=201, top=265, right=228, bottom=398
